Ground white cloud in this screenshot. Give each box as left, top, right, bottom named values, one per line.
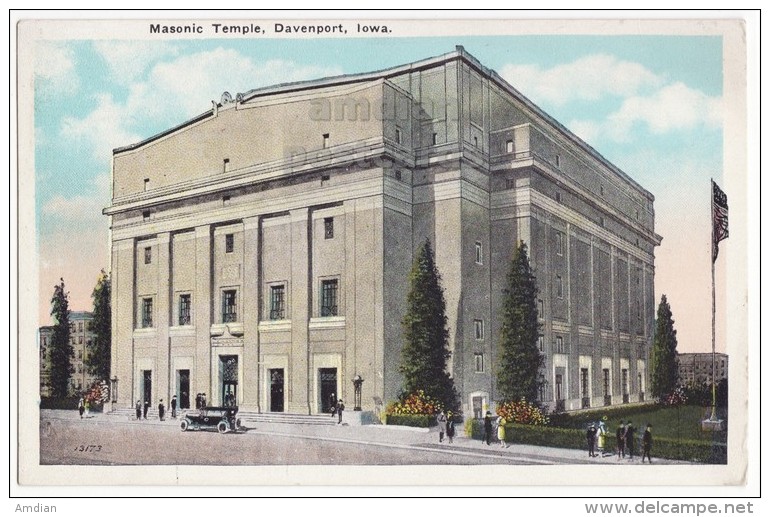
left=59, top=47, right=343, bottom=163
left=35, top=41, right=79, bottom=97
left=42, top=173, right=110, bottom=225
left=92, top=40, right=178, bottom=85
left=500, top=54, right=664, bottom=106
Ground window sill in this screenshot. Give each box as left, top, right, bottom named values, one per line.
left=309, top=316, right=346, bottom=329
left=133, top=328, right=157, bottom=338
left=210, top=323, right=244, bottom=337
left=169, top=326, right=196, bottom=337
left=258, top=320, right=292, bottom=332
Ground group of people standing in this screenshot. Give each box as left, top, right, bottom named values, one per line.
left=133, top=394, right=178, bottom=421
left=481, top=411, right=507, bottom=447
left=597, top=419, right=653, bottom=463
left=436, top=410, right=456, bottom=443
left=77, top=397, right=90, bottom=419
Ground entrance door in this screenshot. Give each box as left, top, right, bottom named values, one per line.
left=178, top=370, right=190, bottom=409
left=220, top=356, right=238, bottom=406
left=269, top=368, right=284, bottom=412
left=142, top=370, right=152, bottom=407
left=319, top=368, right=337, bottom=413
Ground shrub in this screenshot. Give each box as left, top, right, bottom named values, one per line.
left=385, top=414, right=436, bottom=428
left=40, top=397, right=80, bottom=410
left=386, top=390, right=444, bottom=416
left=661, top=386, right=688, bottom=406
left=496, top=398, right=549, bottom=426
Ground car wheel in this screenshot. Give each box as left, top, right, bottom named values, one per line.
left=180, top=420, right=189, bottom=431
left=217, top=421, right=228, bottom=434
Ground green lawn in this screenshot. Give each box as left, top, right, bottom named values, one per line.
left=552, top=404, right=727, bottom=443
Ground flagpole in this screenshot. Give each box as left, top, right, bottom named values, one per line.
left=710, top=180, right=717, bottom=421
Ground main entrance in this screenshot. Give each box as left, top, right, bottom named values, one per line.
left=141, top=370, right=152, bottom=406
left=269, top=368, right=284, bottom=412
left=220, top=356, right=238, bottom=406
left=177, top=369, right=190, bottom=409
left=319, top=368, right=337, bottom=413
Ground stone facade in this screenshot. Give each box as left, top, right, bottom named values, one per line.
left=678, top=352, right=728, bottom=387
left=39, top=311, right=98, bottom=397
left=105, top=47, right=660, bottom=416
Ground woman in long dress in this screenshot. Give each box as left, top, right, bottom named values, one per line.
left=496, top=416, right=507, bottom=447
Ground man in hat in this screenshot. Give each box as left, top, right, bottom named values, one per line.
left=616, top=420, right=626, bottom=459
left=642, top=424, right=653, bottom=463
left=587, top=423, right=597, bottom=457
left=625, top=421, right=636, bottom=459
left=483, top=411, right=493, bottom=446
left=171, top=395, right=177, bottom=419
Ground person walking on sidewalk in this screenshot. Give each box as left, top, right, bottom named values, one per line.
left=78, top=397, right=85, bottom=419
left=483, top=411, right=493, bottom=445
left=625, top=421, right=636, bottom=460
left=171, top=395, right=177, bottom=419
left=446, top=412, right=455, bottom=444
left=642, top=424, right=653, bottom=463
left=437, top=410, right=448, bottom=443
left=143, top=399, right=150, bottom=420
left=496, top=415, right=507, bottom=448
left=616, top=420, right=626, bottom=459
left=336, top=399, right=345, bottom=424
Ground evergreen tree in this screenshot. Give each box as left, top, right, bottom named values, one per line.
left=86, top=269, right=111, bottom=381
left=651, top=294, right=680, bottom=399
left=497, top=241, right=544, bottom=402
left=49, top=278, right=73, bottom=397
left=399, top=239, right=458, bottom=411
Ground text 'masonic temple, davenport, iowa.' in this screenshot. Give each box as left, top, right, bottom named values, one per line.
left=105, top=47, right=661, bottom=418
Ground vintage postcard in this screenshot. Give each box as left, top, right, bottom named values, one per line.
left=12, top=12, right=758, bottom=498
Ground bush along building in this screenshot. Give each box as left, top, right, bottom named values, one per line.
left=104, top=47, right=660, bottom=417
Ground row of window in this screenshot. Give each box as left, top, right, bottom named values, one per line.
left=139, top=279, right=340, bottom=328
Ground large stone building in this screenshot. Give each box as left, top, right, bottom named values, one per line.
left=678, top=352, right=728, bottom=387
left=105, top=47, right=660, bottom=417
left=39, top=311, right=99, bottom=397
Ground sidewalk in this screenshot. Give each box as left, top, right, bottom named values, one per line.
left=44, top=409, right=692, bottom=465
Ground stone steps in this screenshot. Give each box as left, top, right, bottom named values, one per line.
left=107, top=407, right=337, bottom=426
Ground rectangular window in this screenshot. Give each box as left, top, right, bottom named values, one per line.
left=78, top=322, right=83, bottom=332
left=223, top=195, right=231, bottom=206
left=538, top=335, right=544, bottom=352
left=143, top=210, right=151, bottom=221
left=603, top=369, right=610, bottom=397
left=222, top=290, right=237, bottom=323
left=474, top=319, right=484, bottom=340
left=432, top=132, right=438, bottom=145
left=622, top=369, right=629, bottom=395
left=600, top=185, right=605, bottom=196
left=78, top=350, right=82, bottom=359
left=395, top=170, right=402, bottom=181
left=144, top=246, right=152, bottom=265
left=395, top=127, right=402, bottom=145
left=475, top=241, right=483, bottom=265
left=505, top=178, right=516, bottom=190
left=141, top=298, right=153, bottom=328
left=143, top=178, right=150, bottom=191
left=555, top=155, right=561, bottom=167
left=78, top=336, right=83, bottom=344
left=600, top=216, right=605, bottom=227
left=538, top=299, right=544, bottom=319
left=322, top=133, right=330, bottom=149
left=321, top=174, right=330, bottom=186
left=556, top=232, right=564, bottom=256
left=225, top=234, right=234, bottom=253
left=179, top=294, right=191, bottom=326
left=555, top=336, right=564, bottom=353
left=321, top=279, right=339, bottom=317
left=556, top=275, right=563, bottom=299
left=473, top=136, right=478, bottom=148
left=506, top=140, right=514, bottom=153
left=324, top=217, right=334, bottom=239
left=474, top=353, right=484, bottom=373
left=270, top=285, right=286, bottom=320
left=555, top=374, right=563, bottom=401
left=581, top=368, right=589, bottom=398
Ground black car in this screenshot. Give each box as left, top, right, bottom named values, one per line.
left=180, top=406, right=242, bottom=433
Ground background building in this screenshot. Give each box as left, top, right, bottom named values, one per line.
left=678, top=352, right=728, bottom=387
left=106, top=47, right=660, bottom=416
left=38, top=311, right=99, bottom=397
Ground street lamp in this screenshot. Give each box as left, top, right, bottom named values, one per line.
left=110, top=376, right=118, bottom=411
left=352, top=375, right=363, bottom=411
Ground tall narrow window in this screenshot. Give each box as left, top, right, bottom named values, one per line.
left=556, top=232, right=564, bottom=256
left=324, top=217, right=334, bottom=239
left=395, top=127, right=402, bottom=145
left=555, top=192, right=562, bottom=203
left=555, top=155, right=561, bottom=167
left=473, top=136, right=478, bottom=148
left=556, top=275, right=563, bottom=299
left=506, top=140, right=513, bottom=153
left=222, top=290, right=237, bottom=323
left=141, top=298, right=153, bottom=328
left=555, top=336, right=564, bottom=353
left=270, top=285, right=286, bottom=320
left=475, top=241, right=483, bottom=265
left=622, top=369, right=629, bottom=395
left=223, top=158, right=230, bottom=172
left=555, top=374, right=563, bottom=401
left=322, top=133, right=330, bottom=149
left=321, top=279, right=339, bottom=317
left=179, top=294, right=191, bottom=326
left=581, top=368, right=589, bottom=398
left=474, top=353, right=484, bottom=373
left=144, top=246, right=152, bottom=264
left=143, top=178, right=150, bottom=191
left=538, top=334, right=544, bottom=352
left=603, top=369, right=610, bottom=397
left=432, top=132, right=438, bottom=145
left=474, top=319, right=484, bottom=340
left=538, top=299, right=544, bottom=319
left=225, top=234, right=234, bottom=253
left=143, top=210, right=151, bottom=221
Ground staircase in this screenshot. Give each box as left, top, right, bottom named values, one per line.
left=105, top=407, right=337, bottom=426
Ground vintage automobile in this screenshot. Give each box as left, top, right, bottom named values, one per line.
left=180, top=406, right=242, bottom=433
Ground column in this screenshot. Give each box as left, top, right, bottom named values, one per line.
left=156, top=232, right=171, bottom=404
left=194, top=225, right=212, bottom=401
left=289, top=208, right=311, bottom=414
left=242, top=216, right=261, bottom=410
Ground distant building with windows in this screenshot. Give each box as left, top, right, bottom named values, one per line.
left=105, top=47, right=660, bottom=416
left=39, top=311, right=99, bottom=397
left=678, top=352, right=728, bottom=387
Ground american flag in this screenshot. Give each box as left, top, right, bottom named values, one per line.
left=712, top=180, right=729, bottom=262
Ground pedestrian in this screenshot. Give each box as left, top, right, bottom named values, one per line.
left=329, top=392, right=337, bottom=417
left=616, top=420, right=626, bottom=459
left=195, top=393, right=201, bottom=409
left=587, top=423, right=597, bottom=457
left=437, top=410, right=448, bottom=443
left=201, top=393, right=207, bottom=408
left=446, top=412, right=455, bottom=444
left=84, top=399, right=90, bottom=418
left=78, top=397, right=85, bottom=419
left=496, top=415, right=508, bottom=447
left=135, top=400, right=142, bottom=420
left=158, top=399, right=165, bottom=421
left=143, top=399, right=150, bottom=419
left=597, top=417, right=608, bottom=456
left=483, top=411, right=493, bottom=445
left=625, top=421, right=636, bottom=459
left=336, top=399, right=345, bottom=424
left=171, top=395, right=177, bottom=419
left=642, top=424, right=653, bottom=463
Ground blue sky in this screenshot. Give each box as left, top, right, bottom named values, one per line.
left=34, top=33, right=726, bottom=352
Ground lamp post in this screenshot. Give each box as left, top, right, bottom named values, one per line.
left=110, top=376, right=118, bottom=412
left=352, top=375, right=363, bottom=411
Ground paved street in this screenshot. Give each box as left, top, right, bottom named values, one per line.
left=39, top=410, right=690, bottom=466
